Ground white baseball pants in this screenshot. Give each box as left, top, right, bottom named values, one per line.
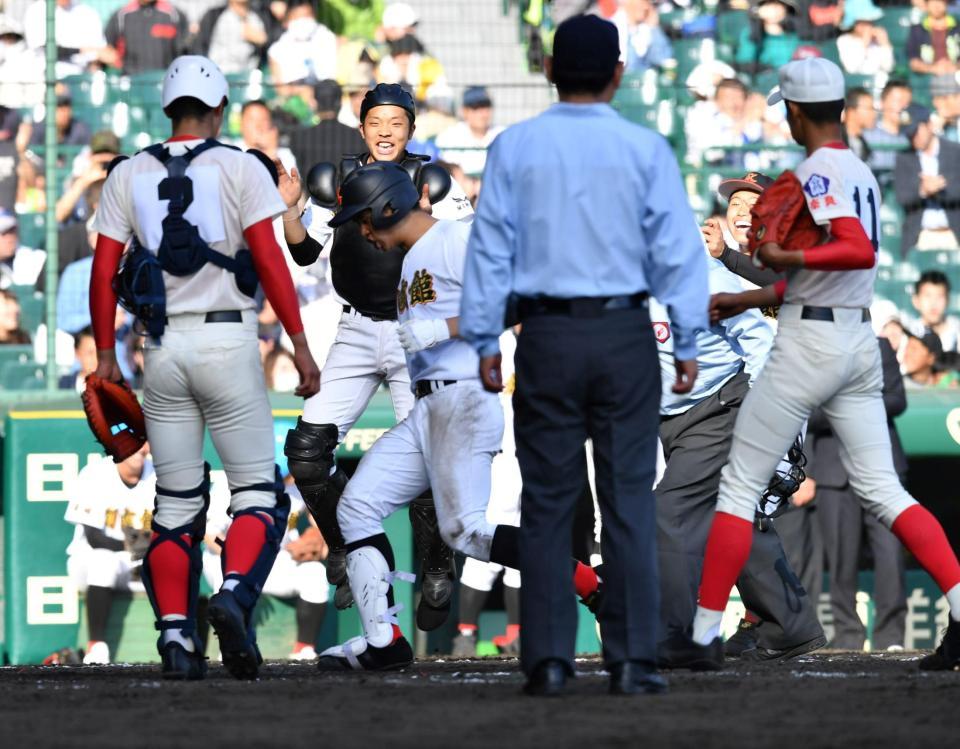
left=203, top=548, right=329, bottom=604
left=717, top=304, right=916, bottom=527
left=68, top=549, right=144, bottom=593
left=338, top=380, right=505, bottom=560
left=143, top=310, right=277, bottom=529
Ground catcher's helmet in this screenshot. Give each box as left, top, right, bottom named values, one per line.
left=360, top=83, right=416, bottom=123
left=328, top=162, right=420, bottom=229
left=162, top=55, right=228, bottom=109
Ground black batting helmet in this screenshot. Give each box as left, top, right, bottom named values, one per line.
left=360, top=83, right=416, bottom=124
left=328, top=162, right=420, bottom=229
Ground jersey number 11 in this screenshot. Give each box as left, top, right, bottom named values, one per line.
left=853, top=187, right=879, bottom=253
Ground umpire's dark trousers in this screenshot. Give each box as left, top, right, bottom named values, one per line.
left=514, top=305, right=660, bottom=676
left=656, top=372, right=823, bottom=651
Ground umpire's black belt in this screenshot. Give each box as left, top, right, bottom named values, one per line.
left=516, top=292, right=649, bottom=320
left=800, top=306, right=871, bottom=323
left=165, top=310, right=243, bottom=324
left=414, top=379, right=457, bottom=399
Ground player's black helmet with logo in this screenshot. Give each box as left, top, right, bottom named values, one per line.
left=328, top=162, right=420, bottom=230
left=360, top=83, right=416, bottom=124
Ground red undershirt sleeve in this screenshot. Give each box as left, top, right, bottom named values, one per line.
left=243, top=218, right=304, bottom=336
left=90, top=235, right=126, bottom=350
left=801, top=216, right=876, bottom=271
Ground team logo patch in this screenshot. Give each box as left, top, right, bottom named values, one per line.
left=803, top=174, right=830, bottom=198
left=653, top=322, right=671, bottom=343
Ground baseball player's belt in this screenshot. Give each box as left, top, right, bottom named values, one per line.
left=342, top=304, right=395, bottom=323
left=800, top=306, right=871, bottom=323
left=516, top=292, right=649, bottom=321
left=164, top=310, right=243, bottom=324
left=414, top=379, right=457, bottom=399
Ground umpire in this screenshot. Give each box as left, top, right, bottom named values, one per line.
left=460, top=14, right=709, bottom=696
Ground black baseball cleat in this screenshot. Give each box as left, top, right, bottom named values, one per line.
left=523, top=659, right=568, bottom=697
left=741, top=633, right=826, bottom=662
left=657, top=632, right=725, bottom=671
left=609, top=660, right=668, bottom=696
left=919, top=618, right=960, bottom=671
left=159, top=641, right=206, bottom=681
left=208, top=590, right=262, bottom=680
left=725, top=618, right=761, bottom=657
left=316, top=635, right=414, bottom=671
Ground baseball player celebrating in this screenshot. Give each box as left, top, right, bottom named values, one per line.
left=312, top=164, right=597, bottom=671
left=685, top=58, right=960, bottom=671
left=276, top=83, right=473, bottom=624
left=90, top=55, right=320, bottom=680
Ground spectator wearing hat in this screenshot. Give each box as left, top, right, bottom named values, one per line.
left=837, top=0, right=894, bottom=76
left=902, top=329, right=959, bottom=387
left=288, top=80, right=365, bottom=171
left=376, top=1, right=418, bottom=43
left=610, top=0, right=674, bottom=74
left=57, top=130, right=119, bottom=225
left=435, top=86, right=504, bottom=176
left=22, top=0, right=110, bottom=76
left=377, top=30, right=446, bottom=102
left=908, top=270, right=960, bottom=352
left=0, top=15, right=43, bottom=109
left=28, top=83, right=91, bottom=154
left=930, top=73, right=960, bottom=141
left=0, top=210, right=44, bottom=288
left=895, top=104, right=960, bottom=253
left=268, top=1, right=338, bottom=93
left=104, top=0, right=189, bottom=75
left=908, top=0, right=960, bottom=76
left=196, top=0, right=270, bottom=75
left=15, top=149, right=44, bottom=214
left=844, top=87, right=877, bottom=161
left=735, top=0, right=801, bottom=74
left=795, top=0, right=844, bottom=43
left=864, top=79, right=911, bottom=175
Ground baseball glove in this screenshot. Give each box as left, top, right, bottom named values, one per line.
left=81, top=375, right=147, bottom=463
left=748, top=170, right=825, bottom=254
left=287, top=526, right=326, bottom=563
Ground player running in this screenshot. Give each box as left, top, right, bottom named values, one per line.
left=276, top=84, right=472, bottom=624
left=686, top=58, right=960, bottom=671
left=90, top=55, right=320, bottom=680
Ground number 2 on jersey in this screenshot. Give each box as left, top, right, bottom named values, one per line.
left=853, top=187, right=879, bottom=253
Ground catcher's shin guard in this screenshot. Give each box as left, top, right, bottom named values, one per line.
left=284, top=419, right=350, bottom=596
left=141, top=465, right=211, bottom=678
left=409, top=494, right=456, bottom=631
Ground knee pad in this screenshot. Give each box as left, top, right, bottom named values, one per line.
left=141, top=464, right=211, bottom=644
left=222, top=465, right=291, bottom=613
left=284, top=419, right=347, bottom=549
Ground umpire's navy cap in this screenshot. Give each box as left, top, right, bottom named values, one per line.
left=551, top=15, right=620, bottom=78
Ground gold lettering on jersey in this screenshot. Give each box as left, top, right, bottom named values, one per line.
left=141, top=510, right=153, bottom=530
left=288, top=510, right=299, bottom=531
left=409, top=270, right=437, bottom=307
left=105, top=509, right=118, bottom=529
left=121, top=509, right=136, bottom=528
left=397, top=279, right=409, bottom=313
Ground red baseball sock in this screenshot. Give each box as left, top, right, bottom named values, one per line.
left=223, top=513, right=271, bottom=577
left=573, top=561, right=599, bottom=599
left=891, top=504, right=960, bottom=594
left=698, top=512, right=754, bottom=611
left=146, top=533, right=192, bottom=617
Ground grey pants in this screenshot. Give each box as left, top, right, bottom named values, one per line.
left=657, top=372, right=823, bottom=650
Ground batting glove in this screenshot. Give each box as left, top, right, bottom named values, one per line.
left=398, top=319, right=450, bottom=354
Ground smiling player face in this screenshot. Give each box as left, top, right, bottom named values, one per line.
left=360, top=105, right=414, bottom=162
left=726, top=189, right=760, bottom=248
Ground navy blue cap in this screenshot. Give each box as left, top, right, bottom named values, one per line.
left=551, top=14, right=620, bottom=79
left=902, top=104, right=931, bottom=138
left=463, top=86, right=492, bottom=108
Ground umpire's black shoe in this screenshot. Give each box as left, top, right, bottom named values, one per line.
left=159, top=641, right=206, bottom=681
left=208, top=590, right=262, bottom=680
left=741, top=633, right=826, bottom=662
left=725, top=618, right=761, bottom=657
left=919, top=618, right=960, bottom=671
left=657, top=632, right=724, bottom=671
left=316, top=635, right=414, bottom=672
left=523, top=659, right=568, bottom=697
left=608, top=661, right=668, bottom=696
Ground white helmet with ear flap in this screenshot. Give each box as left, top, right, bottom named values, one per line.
left=162, top=55, right=229, bottom=109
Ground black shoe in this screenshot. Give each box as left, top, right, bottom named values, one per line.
left=208, top=590, right=262, bottom=680
left=919, top=618, right=960, bottom=671
left=609, top=660, right=668, bottom=695
left=657, top=632, right=724, bottom=671
left=523, top=659, right=568, bottom=696
left=741, top=633, right=826, bottom=662
left=316, top=635, right=414, bottom=671
left=725, top=618, right=760, bottom=657
left=159, top=641, right=206, bottom=681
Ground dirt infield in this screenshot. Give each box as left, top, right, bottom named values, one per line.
left=0, top=652, right=956, bottom=748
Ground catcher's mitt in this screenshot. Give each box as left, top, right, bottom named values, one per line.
left=287, top=526, right=326, bottom=563
left=748, top=170, right=825, bottom=255
left=81, top=375, right=147, bottom=463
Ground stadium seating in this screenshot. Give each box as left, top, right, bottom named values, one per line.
left=0, top=361, right=46, bottom=390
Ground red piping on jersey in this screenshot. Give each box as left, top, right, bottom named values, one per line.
left=802, top=217, right=876, bottom=271
left=244, top=218, right=304, bottom=336
left=90, top=235, right=126, bottom=350
left=822, top=141, right=847, bottom=150
left=165, top=134, right=204, bottom=143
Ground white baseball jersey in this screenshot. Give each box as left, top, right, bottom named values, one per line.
left=65, top=458, right=156, bottom=556
left=397, top=220, right=479, bottom=384
left=785, top=145, right=881, bottom=308
left=94, top=138, right=287, bottom=315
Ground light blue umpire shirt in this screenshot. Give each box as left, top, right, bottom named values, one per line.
left=459, top=102, right=709, bottom=360
left=652, top=255, right=774, bottom=416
